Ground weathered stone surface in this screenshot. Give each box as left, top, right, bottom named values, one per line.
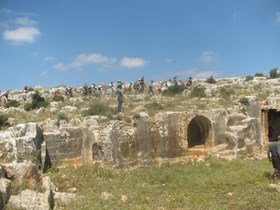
left=0, top=91, right=265, bottom=168
left=37, top=106, right=263, bottom=168
left=6, top=189, right=50, bottom=210
left=0, top=123, right=43, bottom=164
left=2, top=161, right=42, bottom=190
left=0, top=178, right=11, bottom=207
left=246, top=96, right=261, bottom=118
left=61, top=105, right=78, bottom=113
left=53, top=191, right=77, bottom=208
left=43, top=127, right=83, bottom=167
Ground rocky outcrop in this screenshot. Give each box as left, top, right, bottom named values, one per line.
left=38, top=99, right=263, bottom=168
left=0, top=162, right=76, bottom=210
left=0, top=123, right=43, bottom=164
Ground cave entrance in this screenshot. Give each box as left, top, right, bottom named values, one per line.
left=187, top=115, right=211, bottom=148
left=267, top=109, right=280, bottom=142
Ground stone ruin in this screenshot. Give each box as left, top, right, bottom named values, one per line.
left=0, top=95, right=266, bottom=169
left=1, top=90, right=280, bottom=208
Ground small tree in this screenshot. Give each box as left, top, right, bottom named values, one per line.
left=269, top=68, right=279, bottom=78
left=162, top=84, right=186, bottom=96
left=24, top=91, right=49, bottom=111
left=254, top=72, right=264, bottom=77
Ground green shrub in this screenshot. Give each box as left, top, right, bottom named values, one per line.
left=144, top=102, right=164, bottom=112
left=245, top=76, right=254, bottom=81
left=24, top=91, right=49, bottom=111
left=57, top=112, right=68, bottom=122
left=82, top=101, right=115, bottom=118
left=206, top=75, right=216, bottom=84
left=239, top=97, right=250, bottom=106
left=162, top=84, right=186, bottom=96
left=269, top=68, right=279, bottom=78
left=219, top=87, right=235, bottom=100
left=4, top=100, right=20, bottom=108
left=254, top=72, right=264, bottom=77
left=52, top=95, right=64, bottom=102
left=190, top=86, right=206, bottom=98
left=0, top=114, right=8, bottom=128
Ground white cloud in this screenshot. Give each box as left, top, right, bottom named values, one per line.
left=44, top=56, right=55, bottom=62
left=199, top=51, right=215, bottom=63
left=276, top=12, right=280, bottom=24
left=54, top=53, right=116, bottom=71
left=3, top=26, right=41, bottom=44
left=54, top=63, right=67, bottom=71
left=15, top=16, right=38, bottom=26
left=69, top=53, right=116, bottom=69
left=120, top=57, right=146, bottom=68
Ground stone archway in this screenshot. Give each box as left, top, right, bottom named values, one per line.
left=187, top=115, right=211, bottom=148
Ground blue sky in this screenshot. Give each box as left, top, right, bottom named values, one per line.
left=0, top=0, right=279, bottom=90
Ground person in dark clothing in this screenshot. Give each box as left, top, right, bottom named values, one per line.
left=267, top=136, right=280, bottom=178
left=116, top=83, right=123, bottom=112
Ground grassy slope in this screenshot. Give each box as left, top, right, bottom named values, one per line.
left=49, top=157, right=280, bottom=210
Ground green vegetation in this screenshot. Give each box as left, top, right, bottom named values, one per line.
left=239, top=97, right=250, bottom=106
left=245, top=76, right=254, bottom=81
left=190, top=86, right=206, bottom=98
left=219, top=87, right=235, bottom=100
left=206, top=75, right=216, bottom=84
left=255, top=72, right=264, bottom=77
left=269, top=68, right=279, bottom=79
left=82, top=101, right=115, bottom=118
left=57, top=112, right=68, bottom=122
left=144, top=101, right=164, bottom=116
left=24, top=91, right=49, bottom=111
left=52, top=95, right=64, bottom=102
left=162, top=84, right=186, bottom=96
left=4, top=99, right=20, bottom=108
left=49, top=158, right=279, bottom=210
left=0, top=114, right=9, bottom=128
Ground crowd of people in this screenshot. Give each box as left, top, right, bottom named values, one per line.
left=0, top=76, right=194, bottom=112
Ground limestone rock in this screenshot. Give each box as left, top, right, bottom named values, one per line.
left=61, top=105, right=78, bottom=113
left=2, top=161, right=42, bottom=190
left=0, top=123, right=43, bottom=164
left=53, top=191, right=77, bottom=208
left=6, top=189, right=50, bottom=210
left=0, top=178, right=11, bottom=207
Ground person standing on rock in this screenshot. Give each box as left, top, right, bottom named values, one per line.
left=116, top=82, right=123, bottom=112
left=267, top=135, right=280, bottom=178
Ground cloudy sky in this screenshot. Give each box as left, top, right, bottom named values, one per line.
left=0, top=0, right=279, bottom=90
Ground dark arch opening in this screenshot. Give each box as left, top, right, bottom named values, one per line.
left=268, top=109, right=280, bottom=141
left=92, top=143, right=102, bottom=160
left=187, top=115, right=211, bottom=148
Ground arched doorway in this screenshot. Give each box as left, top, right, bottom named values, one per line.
left=187, top=115, right=211, bottom=148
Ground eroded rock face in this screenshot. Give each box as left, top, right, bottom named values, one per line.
left=39, top=106, right=263, bottom=168
left=0, top=96, right=263, bottom=169
left=0, top=162, right=76, bottom=210
left=0, top=123, right=43, bottom=164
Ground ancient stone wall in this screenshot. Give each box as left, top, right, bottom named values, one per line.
left=0, top=96, right=264, bottom=168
